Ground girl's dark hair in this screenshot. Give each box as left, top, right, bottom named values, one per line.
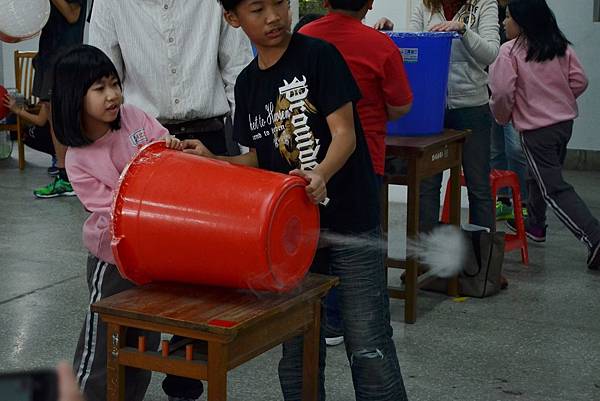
left=51, top=44, right=122, bottom=147
left=424, top=0, right=465, bottom=13
left=508, top=0, right=570, bottom=62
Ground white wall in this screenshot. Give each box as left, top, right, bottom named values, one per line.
left=364, top=0, right=414, bottom=31
left=548, top=0, right=600, bottom=151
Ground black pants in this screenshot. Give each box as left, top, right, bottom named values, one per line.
left=163, top=116, right=239, bottom=156
left=521, top=120, right=600, bottom=249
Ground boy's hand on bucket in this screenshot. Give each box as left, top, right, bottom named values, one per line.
left=182, top=139, right=215, bottom=158
left=289, top=169, right=328, bottom=205
left=165, top=135, right=184, bottom=150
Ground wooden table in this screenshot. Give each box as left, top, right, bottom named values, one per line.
left=382, top=129, right=468, bottom=323
left=91, top=273, right=338, bottom=401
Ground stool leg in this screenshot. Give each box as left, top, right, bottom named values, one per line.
left=511, top=183, right=529, bottom=265
left=208, top=342, right=228, bottom=401
left=106, top=323, right=126, bottom=401
left=405, top=169, right=419, bottom=324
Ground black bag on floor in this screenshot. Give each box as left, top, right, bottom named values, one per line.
left=423, top=228, right=505, bottom=298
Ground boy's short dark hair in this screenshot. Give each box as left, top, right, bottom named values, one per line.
left=293, top=13, right=323, bottom=33
left=51, top=44, right=122, bottom=147
left=328, top=0, right=369, bottom=11
left=218, top=0, right=243, bottom=12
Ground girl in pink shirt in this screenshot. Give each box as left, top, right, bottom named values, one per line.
left=51, top=45, right=182, bottom=401
left=489, top=0, right=600, bottom=271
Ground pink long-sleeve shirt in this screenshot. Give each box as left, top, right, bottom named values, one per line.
left=66, top=104, right=168, bottom=265
left=489, top=39, right=588, bottom=132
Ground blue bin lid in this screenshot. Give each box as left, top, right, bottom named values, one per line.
left=386, top=31, right=460, bottom=40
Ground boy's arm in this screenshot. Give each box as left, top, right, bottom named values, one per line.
left=290, top=102, right=356, bottom=204
left=382, top=45, right=413, bottom=121
left=182, top=139, right=258, bottom=167
left=4, top=96, right=49, bottom=126
left=51, top=0, right=81, bottom=24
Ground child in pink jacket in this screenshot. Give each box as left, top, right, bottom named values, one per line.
left=51, top=45, right=182, bottom=401
left=489, top=0, right=599, bottom=271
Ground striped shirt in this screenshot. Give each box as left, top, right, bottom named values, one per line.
left=89, top=0, right=253, bottom=123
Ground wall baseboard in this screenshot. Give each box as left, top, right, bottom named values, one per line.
left=564, top=149, right=600, bottom=171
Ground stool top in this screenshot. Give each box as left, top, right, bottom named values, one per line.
left=386, top=129, right=469, bottom=157
left=91, top=273, right=337, bottom=335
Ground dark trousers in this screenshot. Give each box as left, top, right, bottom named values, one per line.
left=521, top=120, right=600, bottom=249
left=420, top=104, right=494, bottom=231
left=163, top=116, right=237, bottom=156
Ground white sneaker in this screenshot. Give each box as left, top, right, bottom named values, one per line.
left=325, top=336, right=344, bottom=346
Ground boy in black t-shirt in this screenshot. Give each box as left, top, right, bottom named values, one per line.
left=181, top=1, right=408, bottom=400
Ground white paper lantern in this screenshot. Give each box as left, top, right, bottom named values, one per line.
left=0, top=0, right=50, bottom=43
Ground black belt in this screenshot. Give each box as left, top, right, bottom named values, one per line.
left=162, top=116, right=225, bottom=134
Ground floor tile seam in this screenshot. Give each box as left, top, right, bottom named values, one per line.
left=0, top=274, right=82, bottom=306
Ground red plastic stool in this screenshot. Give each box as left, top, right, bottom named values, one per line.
left=441, top=169, right=529, bottom=265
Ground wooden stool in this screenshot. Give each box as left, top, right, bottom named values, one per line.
left=382, top=129, right=468, bottom=323
left=91, top=273, right=338, bottom=401
left=440, top=169, right=529, bottom=264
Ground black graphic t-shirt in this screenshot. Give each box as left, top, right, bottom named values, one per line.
left=234, top=33, right=379, bottom=234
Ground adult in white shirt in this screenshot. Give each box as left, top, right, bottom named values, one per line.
left=89, top=0, right=253, bottom=156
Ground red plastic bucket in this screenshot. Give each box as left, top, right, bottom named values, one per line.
left=111, top=142, right=320, bottom=292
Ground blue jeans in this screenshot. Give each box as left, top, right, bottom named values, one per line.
left=278, top=227, right=408, bottom=401
left=490, top=121, right=528, bottom=202
left=420, top=105, right=494, bottom=231
left=323, top=175, right=384, bottom=337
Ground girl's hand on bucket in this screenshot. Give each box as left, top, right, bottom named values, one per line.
left=289, top=169, right=327, bottom=204
left=430, top=21, right=464, bottom=33
left=182, top=139, right=215, bottom=158
left=165, top=135, right=184, bottom=150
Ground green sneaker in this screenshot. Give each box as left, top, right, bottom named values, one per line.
left=33, top=177, right=76, bottom=198
left=495, top=200, right=514, bottom=221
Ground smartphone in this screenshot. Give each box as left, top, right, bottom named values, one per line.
left=0, top=369, right=58, bottom=401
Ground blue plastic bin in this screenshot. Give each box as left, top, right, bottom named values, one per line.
left=386, top=32, right=457, bottom=136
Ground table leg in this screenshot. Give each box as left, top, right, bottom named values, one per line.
left=302, top=301, right=321, bottom=401
left=405, top=161, right=419, bottom=324
left=447, top=163, right=461, bottom=297
left=106, top=323, right=126, bottom=401
left=208, top=342, right=228, bottom=401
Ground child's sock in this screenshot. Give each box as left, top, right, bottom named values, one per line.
left=58, top=168, right=69, bottom=182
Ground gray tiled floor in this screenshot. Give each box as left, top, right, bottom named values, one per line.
left=1, top=148, right=599, bottom=401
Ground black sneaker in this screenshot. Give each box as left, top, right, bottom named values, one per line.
left=588, top=243, right=600, bottom=271
left=506, top=219, right=547, bottom=242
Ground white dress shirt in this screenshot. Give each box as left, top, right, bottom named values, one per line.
left=89, top=0, right=253, bottom=122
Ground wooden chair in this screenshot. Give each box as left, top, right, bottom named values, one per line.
left=0, top=51, right=38, bottom=169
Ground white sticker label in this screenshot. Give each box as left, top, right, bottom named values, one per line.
left=401, top=48, right=419, bottom=63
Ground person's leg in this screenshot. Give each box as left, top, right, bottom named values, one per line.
left=521, top=121, right=600, bottom=249
left=447, top=105, right=494, bottom=229
left=419, top=173, right=443, bottom=233
left=332, top=227, right=408, bottom=401
left=278, top=248, right=329, bottom=401
left=504, top=122, right=529, bottom=205
left=490, top=121, right=508, bottom=171
left=73, top=255, right=160, bottom=401
left=33, top=102, right=75, bottom=197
